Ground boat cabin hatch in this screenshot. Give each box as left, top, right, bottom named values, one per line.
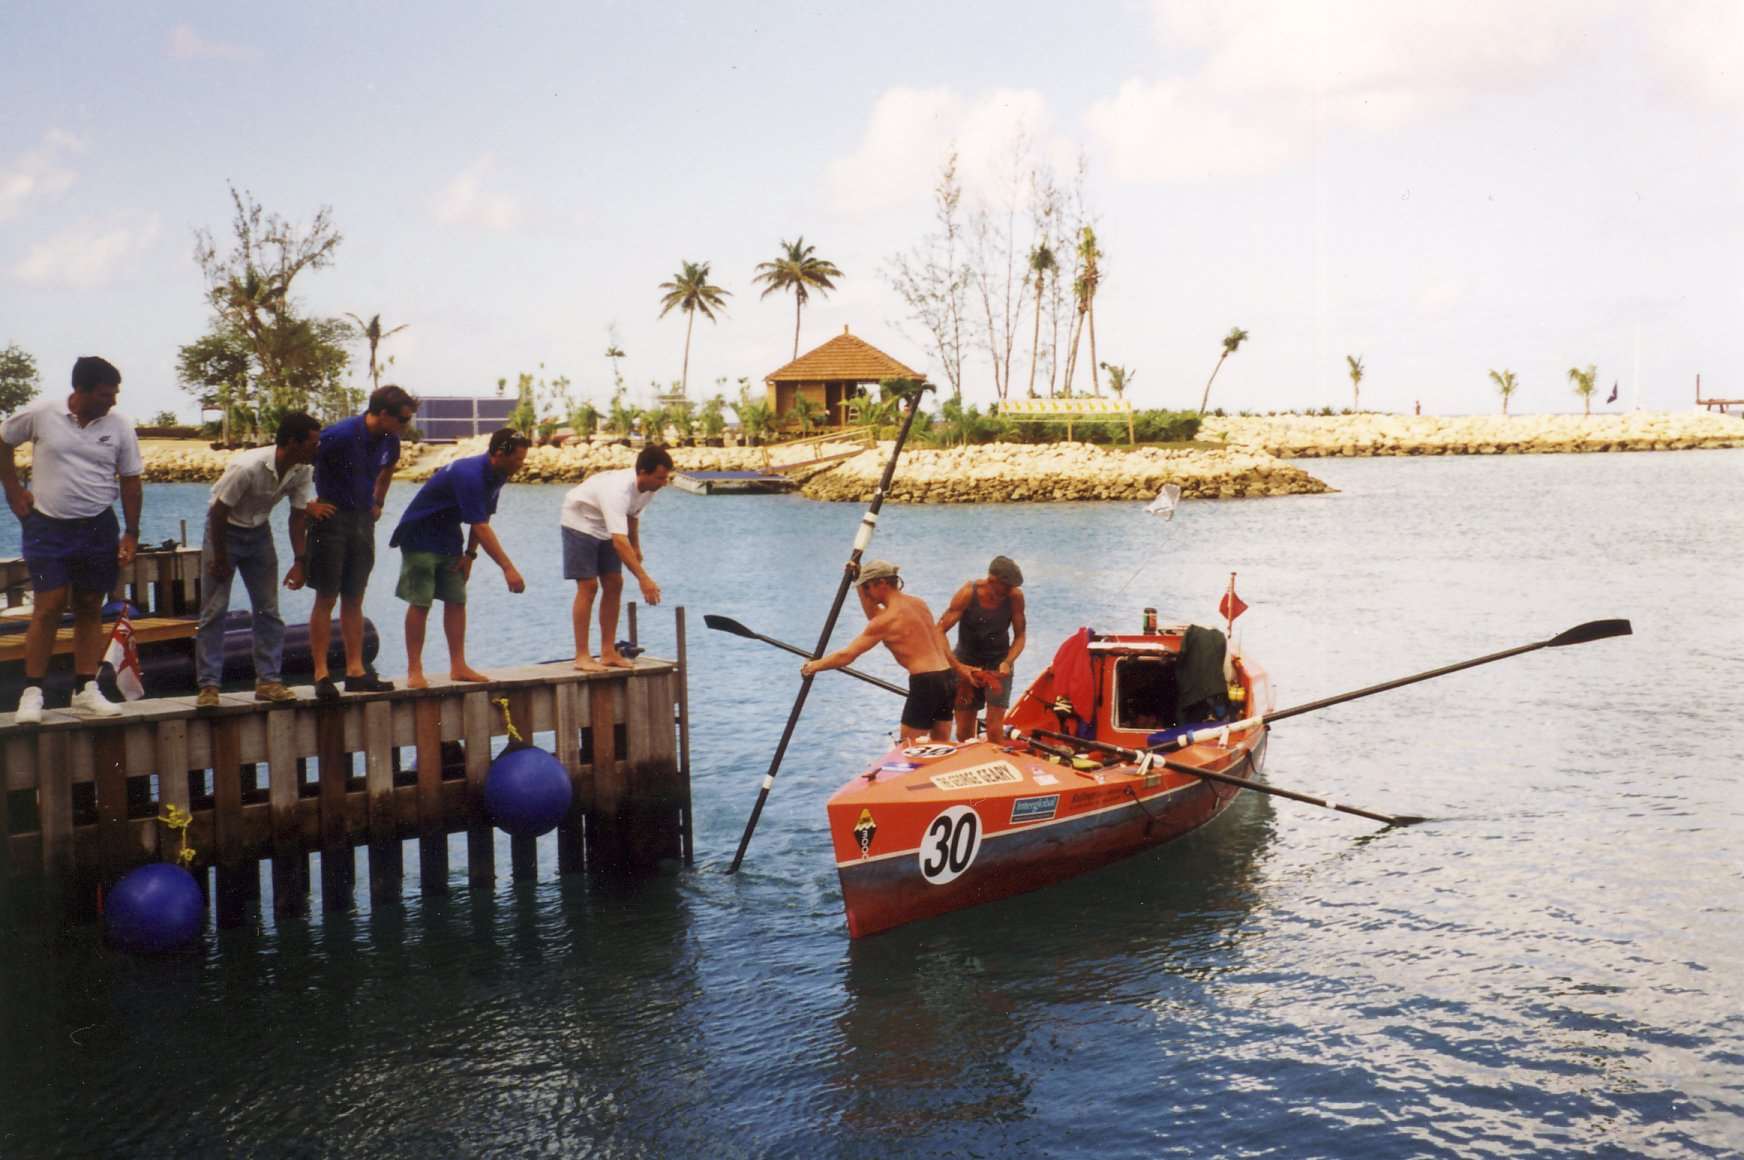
left=1112, top=654, right=1181, bottom=732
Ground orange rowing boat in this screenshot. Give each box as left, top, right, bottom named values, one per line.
left=827, top=618, right=1273, bottom=937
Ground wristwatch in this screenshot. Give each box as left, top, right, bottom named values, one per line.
left=465, top=550, right=479, bottom=559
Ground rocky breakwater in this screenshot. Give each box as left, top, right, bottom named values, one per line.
left=1199, top=411, right=1744, bottom=457
left=398, top=436, right=780, bottom=483
left=799, top=441, right=1330, bottom=503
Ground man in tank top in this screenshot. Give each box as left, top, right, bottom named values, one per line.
left=800, top=560, right=978, bottom=743
left=937, top=555, right=1027, bottom=742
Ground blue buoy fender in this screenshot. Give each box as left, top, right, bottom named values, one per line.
left=484, top=746, right=573, bottom=838
left=105, top=863, right=205, bottom=954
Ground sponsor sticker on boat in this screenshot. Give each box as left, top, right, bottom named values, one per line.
left=929, top=760, right=1024, bottom=791
left=1009, top=795, right=1059, bottom=824
left=1032, top=771, right=1059, bottom=787
left=878, top=761, right=920, bottom=773
left=853, top=809, right=878, bottom=858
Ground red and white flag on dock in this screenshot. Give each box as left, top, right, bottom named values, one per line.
left=1218, top=573, right=1247, bottom=629
left=103, top=611, right=145, bottom=701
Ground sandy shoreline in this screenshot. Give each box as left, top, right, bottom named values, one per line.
left=12, top=410, right=1733, bottom=502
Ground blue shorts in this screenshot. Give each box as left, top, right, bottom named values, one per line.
left=562, top=527, right=621, bottom=581
left=22, top=508, right=120, bottom=595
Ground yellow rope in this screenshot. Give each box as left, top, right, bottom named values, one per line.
left=494, top=697, right=522, bottom=743
left=157, top=803, right=197, bottom=868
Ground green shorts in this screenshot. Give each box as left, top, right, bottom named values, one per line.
left=395, top=550, right=468, bottom=608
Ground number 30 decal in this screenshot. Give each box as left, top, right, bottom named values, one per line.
left=919, top=806, right=982, bottom=885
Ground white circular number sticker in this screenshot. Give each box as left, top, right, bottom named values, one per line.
left=918, top=806, right=982, bottom=885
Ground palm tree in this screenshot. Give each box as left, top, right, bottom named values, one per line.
left=657, top=260, right=730, bottom=394
left=344, top=313, right=409, bottom=392
left=1346, top=354, right=1365, bottom=410
left=1099, top=362, right=1135, bottom=400
left=752, top=237, right=842, bottom=360
left=1198, top=327, right=1250, bottom=415
left=1079, top=227, right=1104, bottom=395
left=1567, top=363, right=1598, bottom=416
left=1489, top=368, right=1518, bottom=416
left=605, top=343, right=625, bottom=385
left=785, top=395, right=824, bottom=436
left=1026, top=244, right=1056, bottom=398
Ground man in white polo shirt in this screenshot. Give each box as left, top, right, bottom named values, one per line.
left=194, top=411, right=334, bottom=709
left=560, top=444, right=670, bottom=671
left=0, top=356, right=144, bottom=721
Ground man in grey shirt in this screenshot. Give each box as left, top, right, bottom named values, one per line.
left=0, top=356, right=143, bottom=722
left=194, top=412, right=332, bottom=708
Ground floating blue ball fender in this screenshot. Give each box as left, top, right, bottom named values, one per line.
left=105, top=863, right=204, bottom=954
left=485, top=746, right=572, bottom=837
left=101, top=599, right=143, bottom=621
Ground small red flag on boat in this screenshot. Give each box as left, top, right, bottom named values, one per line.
left=1218, top=574, right=1247, bottom=624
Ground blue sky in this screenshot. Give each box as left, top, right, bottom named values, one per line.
left=2, top=0, right=1741, bottom=420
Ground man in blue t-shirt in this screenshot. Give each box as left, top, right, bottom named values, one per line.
left=306, top=384, right=419, bottom=700
left=390, top=428, right=529, bottom=688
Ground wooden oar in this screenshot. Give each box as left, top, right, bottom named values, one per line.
left=1026, top=726, right=1423, bottom=827
left=1154, top=618, right=1633, bottom=752
left=703, top=613, right=906, bottom=697
left=726, top=383, right=932, bottom=874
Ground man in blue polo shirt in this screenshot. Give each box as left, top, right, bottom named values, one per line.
left=390, top=428, right=528, bottom=688
left=306, top=384, right=418, bottom=701
left=0, top=356, right=143, bottom=722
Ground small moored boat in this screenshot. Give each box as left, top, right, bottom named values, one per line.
left=827, top=617, right=1272, bottom=937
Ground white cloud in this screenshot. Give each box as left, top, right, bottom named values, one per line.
left=431, top=155, right=522, bottom=231
left=0, top=130, right=83, bottom=222
left=1092, top=0, right=1599, bottom=182
left=1085, top=78, right=1299, bottom=183
left=12, top=211, right=162, bottom=288
left=166, top=24, right=258, bottom=62
left=1648, top=0, right=1744, bottom=114
left=827, top=87, right=1077, bottom=213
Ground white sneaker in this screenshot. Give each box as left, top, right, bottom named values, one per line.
left=70, top=684, right=123, bottom=717
left=15, top=686, right=44, bottom=723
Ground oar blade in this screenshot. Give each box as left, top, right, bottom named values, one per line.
left=703, top=613, right=758, bottom=639
left=1547, top=618, right=1632, bottom=648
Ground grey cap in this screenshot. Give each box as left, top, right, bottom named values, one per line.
left=857, top=559, right=901, bottom=588
left=988, top=555, right=1023, bottom=587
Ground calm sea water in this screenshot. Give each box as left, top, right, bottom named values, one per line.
left=3, top=449, right=1741, bottom=1157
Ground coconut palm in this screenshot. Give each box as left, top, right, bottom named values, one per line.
left=605, top=343, right=625, bottom=384
left=1198, top=327, right=1250, bottom=415
left=1099, top=362, right=1135, bottom=400
left=1346, top=354, right=1365, bottom=410
left=785, top=395, right=824, bottom=436
left=1567, top=363, right=1598, bottom=416
left=752, top=237, right=842, bottom=360
left=1026, top=244, right=1056, bottom=398
left=657, top=260, right=731, bottom=394
left=344, top=313, right=409, bottom=392
left=1489, top=368, right=1518, bottom=416
left=1079, top=227, right=1104, bottom=395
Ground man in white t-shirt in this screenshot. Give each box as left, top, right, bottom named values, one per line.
left=0, top=356, right=144, bottom=721
left=560, top=444, right=670, bottom=671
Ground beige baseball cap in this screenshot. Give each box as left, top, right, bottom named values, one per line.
left=856, top=560, right=901, bottom=588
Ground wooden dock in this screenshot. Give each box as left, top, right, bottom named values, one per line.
left=671, top=470, right=798, bottom=496
left=1, top=543, right=203, bottom=614
left=0, top=609, right=694, bottom=929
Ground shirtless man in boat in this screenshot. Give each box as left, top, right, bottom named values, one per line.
left=800, top=559, right=979, bottom=743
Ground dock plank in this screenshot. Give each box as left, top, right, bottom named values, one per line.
left=415, top=699, right=447, bottom=894
left=266, top=709, right=306, bottom=917
left=363, top=700, right=400, bottom=902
